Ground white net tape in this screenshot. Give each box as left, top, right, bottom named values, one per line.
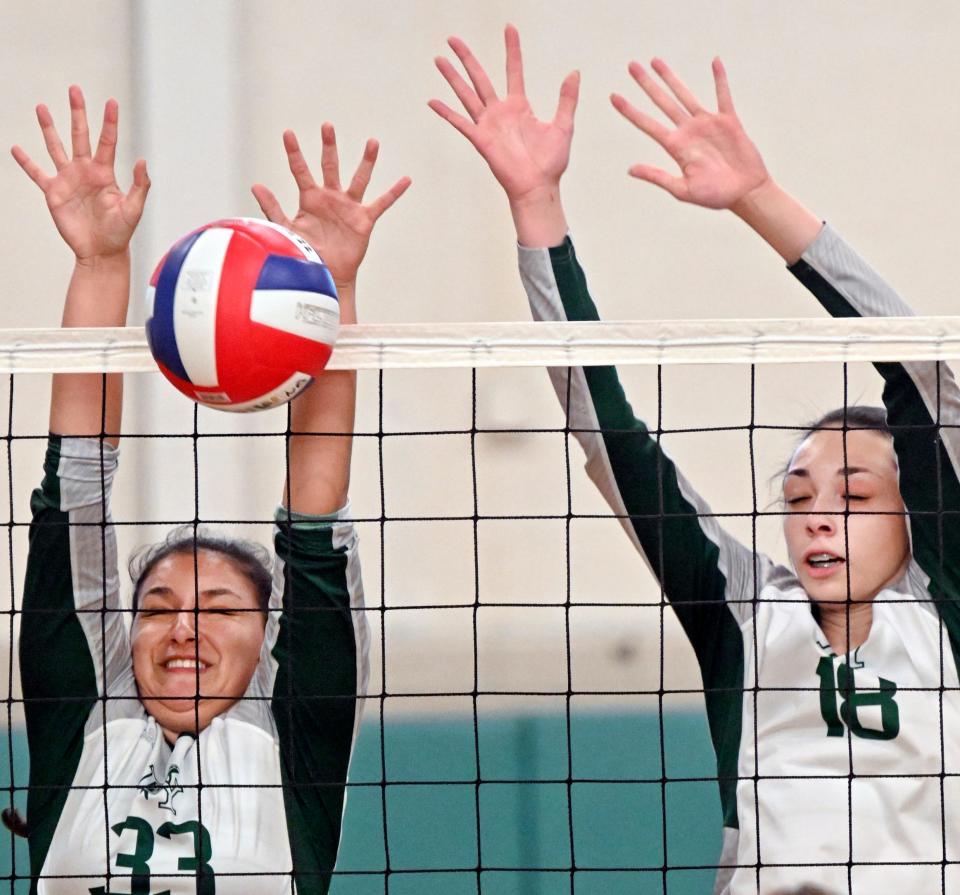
left=2, top=316, right=960, bottom=372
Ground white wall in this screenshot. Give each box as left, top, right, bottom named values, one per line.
left=2, top=0, right=956, bottom=716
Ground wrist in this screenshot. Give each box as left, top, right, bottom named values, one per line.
left=729, top=176, right=781, bottom=225
left=730, top=179, right=822, bottom=265
left=63, top=251, right=131, bottom=329
left=334, top=281, right=357, bottom=326
left=508, top=185, right=568, bottom=248
left=73, top=250, right=131, bottom=275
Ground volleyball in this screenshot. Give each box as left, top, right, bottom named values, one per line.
left=145, top=217, right=339, bottom=412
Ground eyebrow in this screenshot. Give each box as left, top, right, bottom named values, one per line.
left=784, top=466, right=877, bottom=479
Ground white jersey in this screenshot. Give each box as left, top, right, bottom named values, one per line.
left=518, top=225, right=960, bottom=894
left=20, top=436, right=369, bottom=895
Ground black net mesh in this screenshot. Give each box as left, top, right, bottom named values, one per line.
left=0, top=356, right=953, bottom=895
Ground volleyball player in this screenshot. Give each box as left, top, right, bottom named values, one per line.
left=11, top=86, right=408, bottom=894
left=431, top=27, right=960, bottom=894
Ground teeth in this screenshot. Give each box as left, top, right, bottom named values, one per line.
left=808, top=554, right=842, bottom=568
left=165, top=659, right=207, bottom=670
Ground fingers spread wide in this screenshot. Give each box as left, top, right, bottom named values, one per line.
left=434, top=56, right=484, bottom=122
left=649, top=58, right=704, bottom=116
left=628, top=61, right=688, bottom=125
left=447, top=36, right=498, bottom=104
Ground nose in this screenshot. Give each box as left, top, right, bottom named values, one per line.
left=805, top=496, right=841, bottom=535
left=169, top=610, right=197, bottom=642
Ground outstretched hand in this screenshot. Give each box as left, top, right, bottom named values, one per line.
left=429, top=25, right=579, bottom=205
left=611, top=58, right=770, bottom=211
left=11, top=85, right=149, bottom=261
left=251, top=124, right=410, bottom=288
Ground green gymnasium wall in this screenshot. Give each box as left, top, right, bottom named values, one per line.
left=1, top=711, right=721, bottom=893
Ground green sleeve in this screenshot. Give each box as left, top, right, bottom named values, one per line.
left=519, top=238, right=752, bottom=830
left=271, top=506, right=367, bottom=895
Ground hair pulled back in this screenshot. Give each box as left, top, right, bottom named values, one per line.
left=777, top=405, right=892, bottom=482
left=128, top=525, right=273, bottom=615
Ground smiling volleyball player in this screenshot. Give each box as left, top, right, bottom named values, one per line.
left=11, top=86, right=408, bottom=894
left=431, top=27, right=960, bottom=894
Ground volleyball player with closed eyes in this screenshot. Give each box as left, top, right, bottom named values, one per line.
left=431, top=26, right=960, bottom=894
left=11, top=86, right=408, bottom=894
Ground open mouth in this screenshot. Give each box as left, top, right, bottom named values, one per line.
left=806, top=552, right=845, bottom=570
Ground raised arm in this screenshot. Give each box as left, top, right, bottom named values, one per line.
left=11, top=86, right=149, bottom=444
left=613, top=59, right=960, bottom=602
left=11, top=87, right=147, bottom=856
left=252, top=124, right=409, bottom=514
left=430, top=32, right=768, bottom=788
left=250, top=126, right=407, bottom=888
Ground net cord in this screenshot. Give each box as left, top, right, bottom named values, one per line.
left=3, top=317, right=960, bottom=372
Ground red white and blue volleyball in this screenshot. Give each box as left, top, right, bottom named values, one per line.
left=146, top=217, right=338, bottom=412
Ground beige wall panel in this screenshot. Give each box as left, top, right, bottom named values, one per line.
left=3, top=1, right=959, bottom=716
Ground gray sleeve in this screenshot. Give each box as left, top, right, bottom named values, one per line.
left=518, top=238, right=772, bottom=629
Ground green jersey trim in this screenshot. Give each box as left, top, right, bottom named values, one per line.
left=523, top=238, right=750, bottom=829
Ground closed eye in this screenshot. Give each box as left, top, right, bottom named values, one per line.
left=137, top=608, right=175, bottom=618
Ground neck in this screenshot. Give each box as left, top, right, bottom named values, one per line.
left=816, top=601, right=874, bottom=655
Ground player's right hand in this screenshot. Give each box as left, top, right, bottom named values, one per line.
left=429, top=25, right=580, bottom=207
left=11, top=85, right=149, bottom=262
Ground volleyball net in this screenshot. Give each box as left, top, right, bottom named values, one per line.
left=2, top=316, right=958, bottom=894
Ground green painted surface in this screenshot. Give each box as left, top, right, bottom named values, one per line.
left=0, top=711, right=721, bottom=893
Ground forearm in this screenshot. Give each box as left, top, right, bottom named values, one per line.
left=731, top=179, right=823, bottom=265
left=50, top=252, right=130, bottom=446
left=284, top=283, right=356, bottom=515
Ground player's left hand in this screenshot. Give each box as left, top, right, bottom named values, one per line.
left=251, top=125, right=411, bottom=289
left=611, top=58, right=770, bottom=211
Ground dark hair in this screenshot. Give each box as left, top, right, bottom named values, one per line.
left=777, top=404, right=892, bottom=481
left=128, top=525, right=273, bottom=615
left=799, top=405, right=890, bottom=441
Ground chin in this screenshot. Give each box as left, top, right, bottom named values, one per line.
left=141, top=696, right=207, bottom=734
left=805, top=584, right=876, bottom=606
